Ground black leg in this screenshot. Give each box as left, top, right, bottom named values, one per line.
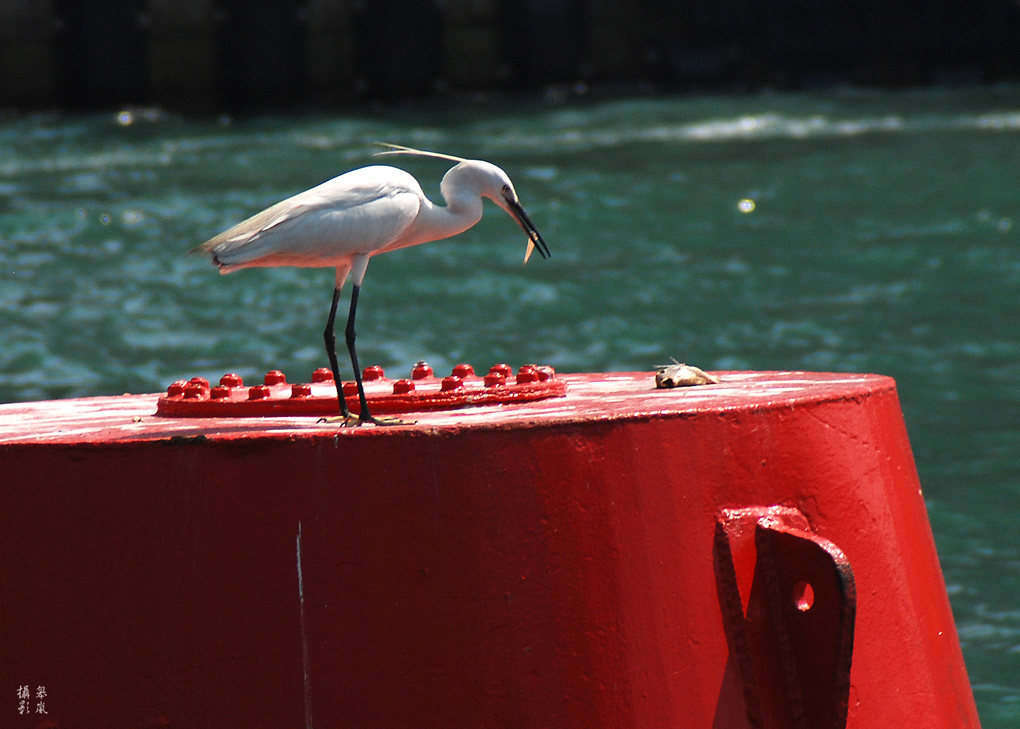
left=345, top=284, right=376, bottom=423
left=323, top=286, right=351, bottom=418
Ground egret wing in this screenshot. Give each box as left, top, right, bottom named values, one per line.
left=194, top=167, right=422, bottom=269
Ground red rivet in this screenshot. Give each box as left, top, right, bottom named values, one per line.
left=220, top=373, right=243, bottom=387
left=264, top=370, right=286, bottom=385
left=441, top=375, right=464, bottom=391
left=489, top=363, right=513, bottom=378
left=291, top=384, right=312, bottom=398
left=411, top=361, right=433, bottom=380
left=484, top=373, right=506, bottom=387
left=343, top=381, right=358, bottom=395
left=210, top=385, right=230, bottom=399
left=392, top=379, right=414, bottom=394
left=167, top=380, right=188, bottom=396
left=312, top=368, right=333, bottom=383
left=452, top=363, right=475, bottom=378
left=189, top=376, right=210, bottom=389
left=248, top=385, right=270, bottom=400
left=183, top=383, right=206, bottom=399
left=536, top=365, right=555, bottom=381
left=363, top=365, right=385, bottom=381
left=516, top=365, right=539, bottom=384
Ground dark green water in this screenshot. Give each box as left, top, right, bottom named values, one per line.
left=2, top=86, right=1019, bottom=724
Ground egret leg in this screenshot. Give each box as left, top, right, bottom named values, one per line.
left=344, top=284, right=380, bottom=424
left=323, top=287, right=353, bottom=419
left=343, top=286, right=406, bottom=425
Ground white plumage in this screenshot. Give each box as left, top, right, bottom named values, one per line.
left=192, top=144, right=550, bottom=425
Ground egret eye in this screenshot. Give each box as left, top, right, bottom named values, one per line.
left=501, top=184, right=512, bottom=198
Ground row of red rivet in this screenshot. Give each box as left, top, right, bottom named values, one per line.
left=165, top=363, right=554, bottom=401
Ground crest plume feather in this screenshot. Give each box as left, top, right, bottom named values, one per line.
left=373, top=143, right=468, bottom=164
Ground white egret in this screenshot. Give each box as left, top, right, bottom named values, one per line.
left=191, top=143, right=551, bottom=425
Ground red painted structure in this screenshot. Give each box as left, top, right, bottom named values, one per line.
left=0, top=368, right=980, bottom=728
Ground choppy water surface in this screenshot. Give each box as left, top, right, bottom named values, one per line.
left=2, top=86, right=1019, bottom=723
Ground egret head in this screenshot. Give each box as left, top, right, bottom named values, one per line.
left=375, top=144, right=550, bottom=264
left=462, top=159, right=551, bottom=265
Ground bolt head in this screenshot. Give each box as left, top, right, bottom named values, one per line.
left=220, top=373, right=244, bottom=387
left=489, top=363, right=513, bottom=378
left=516, top=365, right=539, bottom=384
left=264, top=370, right=286, bottom=385
left=183, top=383, right=207, bottom=399
left=312, top=368, right=334, bottom=383
left=441, top=375, right=464, bottom=391
left=536, top=365, right=555, bottom=381
left=392, top=379, right=415, bottom=394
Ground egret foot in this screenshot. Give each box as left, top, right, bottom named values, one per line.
left=317, top=413, right=363, bottom=427
left=359, top=414, right=413, bottom=427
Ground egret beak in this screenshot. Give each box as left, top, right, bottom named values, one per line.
left=506, top=199, right=550, bottom=264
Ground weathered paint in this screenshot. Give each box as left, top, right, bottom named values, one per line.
left=0, top=370, right=980, bottom=728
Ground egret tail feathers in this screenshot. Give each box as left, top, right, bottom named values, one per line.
left=189, top=198, right=311, bottom=267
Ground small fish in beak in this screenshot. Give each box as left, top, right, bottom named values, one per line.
left=505, top=197, right=549, bottom=265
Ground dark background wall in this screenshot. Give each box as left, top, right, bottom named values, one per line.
left=2, top=0, right=1020, bottom=112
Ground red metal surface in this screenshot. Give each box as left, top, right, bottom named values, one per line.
left=155, top=363, right=566, bottom=417
left=0, top=370, right=981, bottom=729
